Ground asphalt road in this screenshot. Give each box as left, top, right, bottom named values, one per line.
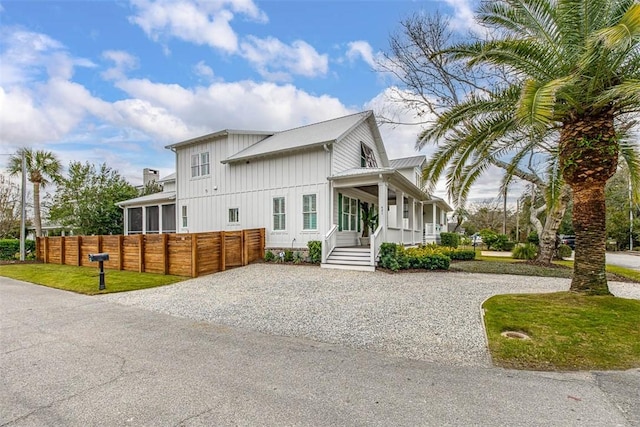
left=1, top=276, right=639, bottom=426
left=607, top=252, right=640, bottom=270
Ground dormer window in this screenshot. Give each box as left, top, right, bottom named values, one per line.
left=360, top=143, right=377, bottom=168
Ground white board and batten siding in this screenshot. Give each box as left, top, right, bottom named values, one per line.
left=332, top=120, right=384, bottom=174
left=177, top=136, right=331, bottom=249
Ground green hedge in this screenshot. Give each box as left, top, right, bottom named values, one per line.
left=512, top=243, right=538, bottom=260
left=557, top=244, right=572, bottom=259
left=379, top=243, right=452, bottom=271
left=0, top=239, right=36, bottom=260
left=308, top=240, right=322, bottom=264
left=439, top=232, right=460, bottom=248
left=442, top=248, right=476, bottom=260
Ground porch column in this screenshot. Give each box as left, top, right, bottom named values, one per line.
left=440, top=208, right=446, bottom=229
left=432, top=204, right=437, bottom=236
left=142, top=206, right=147, bottom=235
left=408, top=197, right=415, bottom=244
left=397, top=191, right=404, bottom=245
left=420, top=202, right=425, bottom=244
left=378, top=180, right=388, bottom=241
left=124, top=207, right=129, bottom=236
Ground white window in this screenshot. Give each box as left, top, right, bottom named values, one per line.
left=342, top=195, right=358, bottom=231
left=303, top=194, right=317, bottom=230
left=181, top=205, right=188, bottom=228
left=191, top=152, right=210, bottom=177
left=228, top=208, right=239, bottom=223
left=360, top=143, right=378, bottom=168
left=200, top=152, right=210, bottom=176
left=191, top=154, right=200, bottom=178
left=273, top=197, right=285, bottom=231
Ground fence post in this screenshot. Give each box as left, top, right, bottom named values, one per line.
left=220, top=231, right=226, bottom=271
left=60, top=237, right=66, bottom=265
left=117, top=235, right=124, bottom=271
left=260, top=228, right=265, bottom=259
left=98, top=235, right=103, bottom=253
left=191, top=233, right=198, bottom=278
left=77, top=236, right=82, bottom=266
left=162, top=233, right=169, bottom=275
left=242, top=230, right=249, bottom=266
left=35, top=238, right=41, bottom=261
left=138, top=234, right=145, bottom=273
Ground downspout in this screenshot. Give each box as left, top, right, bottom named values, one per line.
left=324, top=143, right=333, bottom=237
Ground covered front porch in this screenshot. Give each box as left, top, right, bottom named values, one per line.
left=321, top=168, right=451, bottom=270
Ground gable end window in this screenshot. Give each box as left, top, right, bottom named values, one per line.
left=181, top=205, right=188, bottom=228
left=361, top=143, right=378, bottom=168
left=191, top=152, right=210, bottom=178
left=303, top=194, right=317, bottom=230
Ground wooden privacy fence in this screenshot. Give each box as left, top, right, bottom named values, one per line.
left=36, top=228, right=265, bottom=278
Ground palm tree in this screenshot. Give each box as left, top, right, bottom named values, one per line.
left=420, top=0, right=640, bottom=295
left=8, top=148, right=62, bottom=238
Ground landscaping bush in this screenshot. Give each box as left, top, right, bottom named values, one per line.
left=0, top=239, right=36, bottom=260
left=439, top=232, right=460, bottom=248
left=293, top=251, right=303, bottom=264
left=307, top=240, right=322, bottom=264
left=502, top=241, right=516, bottom=252
left=480, top=230, right=511, bottom=250
left=557, top=244, right=573, bottom=260
left=379, top=243, right=410, bottom=271
left=527, top=231, right=540, bottom=245
left=284, top=250, right=294, bottom=262
left=512, top=243, right=538, bottom=260
left=264, top=251, right=276, bottom=262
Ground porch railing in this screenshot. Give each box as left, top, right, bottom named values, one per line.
left=322, top=224, right=338, bottom=264
left=370, top=224, right=383, bottom=267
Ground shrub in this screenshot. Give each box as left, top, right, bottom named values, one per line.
left=293, top=251, right=303, bottom=264
left=0, top=239, right=36, bottom=260
left=284, top=250, right=294, bottom=262
left=379, top=243, right=403, bottom=271
left=502, top=241, right=516, bottom=252
left=512, top=243, right=538, bottom=260
left=527, top=231, right=540, bottom=245
left=480, top=230, right=511, bottom=250
left=439, top=232, right=460, bottom=248
left=264, top=251, right=276, bottom=262
left=307, top=240, right=322, bottom=264
left=557, top=244, right=573, bottom=259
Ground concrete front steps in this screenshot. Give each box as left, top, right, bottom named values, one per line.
left=321, top=247, right=375, bottom=272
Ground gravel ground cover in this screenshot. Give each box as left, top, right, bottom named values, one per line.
left=101, top=264, right=640, bottom=367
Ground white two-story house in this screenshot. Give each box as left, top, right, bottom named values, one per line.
left=118, top=111, right=451, bottom=271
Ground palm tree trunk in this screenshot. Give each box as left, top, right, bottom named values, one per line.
left=560, top=110, right=617, bottom=295
left=536, top=186, right=571, bottom=264
left=33, top=182, right=42, bottom=238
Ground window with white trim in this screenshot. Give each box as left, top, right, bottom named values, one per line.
left=191, top=152, right=210, bottom=177
left=360, top=143, right=378, bottom=168
left=228, top=208, right=239, bottom=223
left=273, top=197, right=285, bottom=231
left=303, top=194, right=317, bottom=230
left=181, top=205, right=188, bottom=228
left=342, top=195, right=358, bottom=231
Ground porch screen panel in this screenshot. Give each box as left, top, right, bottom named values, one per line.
left=146, top=206, right=159, bottom=233
left=162, top=204, right=176, bottom=233
left=128, top=208, right=142, bottom=234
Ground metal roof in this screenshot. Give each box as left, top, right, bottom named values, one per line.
left=116, top=191, right=176, bottom=207
left=159, top=172, right=176, bottom=183
left=165, top=129, right=273, bottom=150
left=389, top=155, right=426, bottom=170
left=222, top=111, right=373, bottom=163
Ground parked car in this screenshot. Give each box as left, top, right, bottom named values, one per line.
left=559, top=235, right=576, bottom=249
left=471, top=233, right=483, bottom=245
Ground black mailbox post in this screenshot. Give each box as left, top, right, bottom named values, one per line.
left=88, top=253, right=110, bottom=290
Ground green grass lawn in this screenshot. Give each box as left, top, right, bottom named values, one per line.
left=483, top=292, right=640, bottom=370
left=0, top=263, right=184, bottom=295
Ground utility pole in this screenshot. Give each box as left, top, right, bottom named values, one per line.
left=20, top=152, right=26, bottom=261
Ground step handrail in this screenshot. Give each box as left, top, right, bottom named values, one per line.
left=322, top=224, right=338, bottom=264
left=370, top=224, right=383, bottom=267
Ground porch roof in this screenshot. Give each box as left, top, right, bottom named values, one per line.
left=116, top=191, right=176, bottom=208
left=328, top=168, right=431, bottom=202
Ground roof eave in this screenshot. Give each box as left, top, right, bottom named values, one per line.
left=222, top=140, right=331, bottom=164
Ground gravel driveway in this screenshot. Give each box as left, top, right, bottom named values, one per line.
left=102, top=264, right=639, bottom=367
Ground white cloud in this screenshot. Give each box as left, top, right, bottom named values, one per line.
left=240, top=36, right=329, bottom=80
left=193, top=60, right=214, bottom=80
left=443, top=0, right=483, bottom=35
left=101, top=50, right=139, bottom=81
left=346, top=40, right=376, bottom=68
left=128, top=0, right=267, bottom=54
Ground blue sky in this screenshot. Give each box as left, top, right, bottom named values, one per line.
left=0, top=0, right=496, bottom=200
